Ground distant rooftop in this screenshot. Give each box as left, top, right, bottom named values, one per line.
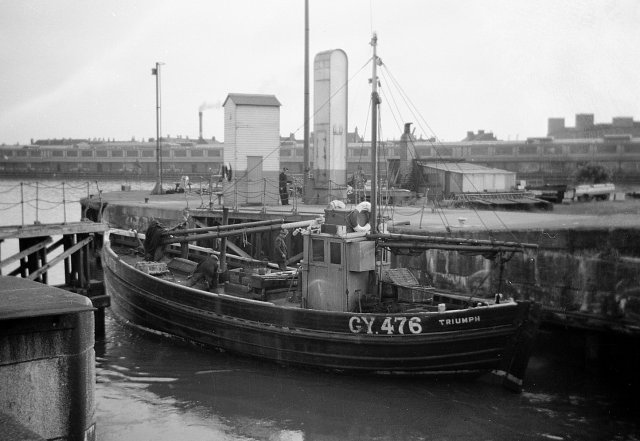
left=223, top=93, right=281, bottom=107
left=418, top=161, right=514, bottom=175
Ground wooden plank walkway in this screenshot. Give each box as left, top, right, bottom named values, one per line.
left=0, top=221, right=107, bottom=240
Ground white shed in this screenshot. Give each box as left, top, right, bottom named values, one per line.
left=223, top=93, right=281, bottom=204
left=418, top=161, right=516, bottom=196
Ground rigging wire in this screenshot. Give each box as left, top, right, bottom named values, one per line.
left=376, top=60, right=536, bottom=254
left=377, top=68, right=452, bottom=231
left=379, top=62, right=530, bottom=244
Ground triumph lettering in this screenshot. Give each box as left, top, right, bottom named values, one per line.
left=438, top=316, right=481, bottom=326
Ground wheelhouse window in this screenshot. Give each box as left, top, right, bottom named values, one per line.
left=330, top=242, right=341, bottom=264
left=311, top=239, right=324, bottom=262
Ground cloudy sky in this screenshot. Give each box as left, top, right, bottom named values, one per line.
left=1, top=0, right=638, bottom=145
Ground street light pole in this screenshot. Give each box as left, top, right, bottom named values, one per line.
left=303, top=0, right=310, bottom=203
left=152, top=62, right=164, bottom=195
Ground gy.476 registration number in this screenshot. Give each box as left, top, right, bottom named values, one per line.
left=348, top=316, right=423, bottom=335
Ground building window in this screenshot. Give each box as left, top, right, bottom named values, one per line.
left=51, top=150, right=64, bottom=157
left=191, top=149, right=203, bottom=157
left=471, top=146, right=489, bottom=156
left=280, top=149, right=292, bottom=157
left=29, top=150, right=42, bottom=157
left=570, top=144, right=590, bottom=154
left=207, top=150, right=221, bottom=157
left=81, top=150, right=93, bottom=157
left=436, top=147, right=452, bottom=156
left=174, top=150, right=187, bottom=157
left=66, top=150, right=78, bottom=157
left=349, top=148, right=369, bottom=158
left=142, top=150, right=154, bottom=157
left=518, top=145, right=537, bottom=155
left=96, top=150, right=108, bottom=157
left=543, top=145, right=562, bottom=155
left=624, top=145, right=640, bottom=154
left=495, top=146, right=514, bottom=155
left=545, top=162, right=564, bottom=172
left=596, top=144, right=617, bottom=154
left=111, top=150, right=123, bottom=157
left=126, top=150, right=138, bottom=157
left=518, top=162, right=540, bottom=173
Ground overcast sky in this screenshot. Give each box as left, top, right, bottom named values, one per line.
left=1, top=0, right=639, bottom=145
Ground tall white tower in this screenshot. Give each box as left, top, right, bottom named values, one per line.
left=313, top=49, right=348, bottom=198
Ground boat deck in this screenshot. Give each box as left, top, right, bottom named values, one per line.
left=113, top=245, right=304, bottom=308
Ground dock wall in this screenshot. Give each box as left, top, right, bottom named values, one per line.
left=392, top=226, right=640, bottom=332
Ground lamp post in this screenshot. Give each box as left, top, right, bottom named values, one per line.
left=151, top=62, right=164, bottom=194
left=303, top=0, right=310, bottom=203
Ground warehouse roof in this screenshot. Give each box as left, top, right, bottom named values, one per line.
left=417, top=161, right=514, bottom=175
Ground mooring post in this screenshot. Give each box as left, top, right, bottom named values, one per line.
left=63, top=234, right=73, bottom=287
left=20, top=182, right=24, bottom=226
left=35, top=182, right=39, bottom=224
left=261, top=178, right=266, bottom=214
left=219, top=207, right=229, bottom=283
left=62, top=182, right=67, bottom=224
left=233, top=178, right=238, bottom=212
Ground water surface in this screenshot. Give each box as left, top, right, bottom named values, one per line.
left=96, top=312, right=639, bottom=441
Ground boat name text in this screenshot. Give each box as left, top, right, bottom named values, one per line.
left=438, top=316, right=481, bottom=326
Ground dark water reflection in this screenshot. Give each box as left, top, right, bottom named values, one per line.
left=96, top=311, right=639, bottom=441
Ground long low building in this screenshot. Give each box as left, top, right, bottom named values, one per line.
left=3, top=114, right=640, bottom=187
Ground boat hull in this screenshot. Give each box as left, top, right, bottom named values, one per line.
left=102, top=238, right=538, bottom=389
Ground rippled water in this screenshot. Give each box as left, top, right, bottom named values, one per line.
left=95, top=311, right=639, bottom=441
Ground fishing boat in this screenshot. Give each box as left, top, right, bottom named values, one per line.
left=101, top=34, right=540, bottom=392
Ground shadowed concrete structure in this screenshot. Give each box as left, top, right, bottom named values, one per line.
left=0, top=277, right=96, bottom=441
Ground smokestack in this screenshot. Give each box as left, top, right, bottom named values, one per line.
left=199, top=111, right=203, bottom=140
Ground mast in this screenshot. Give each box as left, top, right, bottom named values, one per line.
left=152, top=62, right=164, bottom=195
left=370, top=33, right=380, bottom=232
left=303, top=0, right=310, bottom=202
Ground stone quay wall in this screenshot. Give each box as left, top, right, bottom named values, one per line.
left=392, top=226, right=640, bottom=331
